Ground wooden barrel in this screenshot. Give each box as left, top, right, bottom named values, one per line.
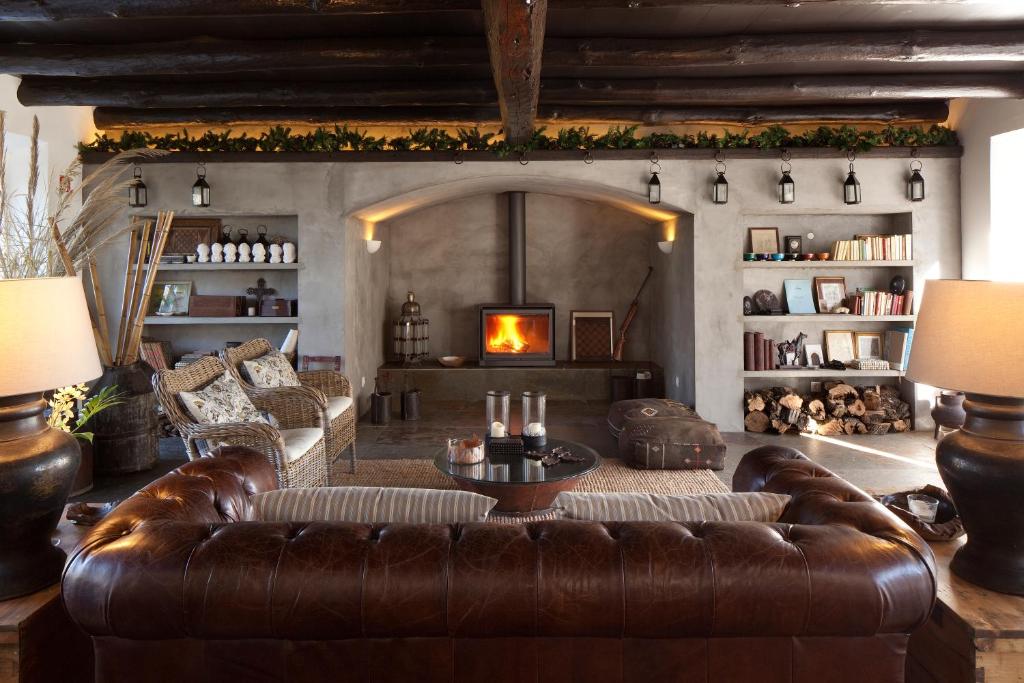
left=90, top=361, right=159, bottom=474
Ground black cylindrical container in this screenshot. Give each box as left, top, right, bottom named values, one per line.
left=401, top=389, right=421, bottom=421
left=371, top=392, right=392, bottom=425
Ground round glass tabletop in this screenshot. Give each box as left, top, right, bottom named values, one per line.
left=434, top=437, right=601, bottom=485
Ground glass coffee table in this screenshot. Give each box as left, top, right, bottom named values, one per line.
left=434, top=437, right=601, bottom=515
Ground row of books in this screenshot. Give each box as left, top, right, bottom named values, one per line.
left=173, top=352, right=212, bottom=370
left=883, top=328, right=915, bottom=371
left=830, top=234, right=912, bottom=261
left=742, top=331, right=778, bottom=371
left=848, top=289, right=914, bottom=316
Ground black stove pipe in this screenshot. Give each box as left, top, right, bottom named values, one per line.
left=508, top=191, right=526, bottom=305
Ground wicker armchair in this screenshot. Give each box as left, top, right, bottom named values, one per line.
left=222, top=338, right=357, bottom=473
left=153, top=355, right=329, bottom=488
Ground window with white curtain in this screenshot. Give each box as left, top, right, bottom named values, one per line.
left=990, top=128, right=1024, bottom=283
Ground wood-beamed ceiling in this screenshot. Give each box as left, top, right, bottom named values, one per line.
left=1, top=0, right=1023, bottom=135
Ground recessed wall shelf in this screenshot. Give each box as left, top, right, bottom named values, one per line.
left=138, top=263, right=300, bottom=271
left=144, top=316, right=299, bottom=325
left=741, top=315, right=915, bottom=323
left=743, top=369, right=905, bottom=378
left=741, top=260, right=914, bottom=269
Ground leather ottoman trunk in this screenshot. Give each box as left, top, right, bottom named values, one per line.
left=609, top=399, right=726, bottom=470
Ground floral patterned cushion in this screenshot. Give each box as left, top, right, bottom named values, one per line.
left=178, top=372, right=268, bottom=425
left=241, top=352, right=301, bottom=388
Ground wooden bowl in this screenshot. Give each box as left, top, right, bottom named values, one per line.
left=438, top=355, right=465, bottom=368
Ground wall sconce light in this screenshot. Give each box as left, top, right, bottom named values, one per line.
left=657, top=240, right=674, bottom=254
left=844, top=150, right=862, bottom=205
left=712, top=152, right=728, bottom=205
left=648, top=153, right=662, bottom=204
left=778, top=150, right=795, bottom=204
left=908, top=152, right=925, bottom=202
left=366, top=239, right=382, bottom=254
left=127, top=164, right=147, bottom=207
left=192, top=163, right=211, bottom=207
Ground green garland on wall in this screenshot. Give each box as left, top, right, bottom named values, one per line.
left=78, top=123, right=958, bottom=155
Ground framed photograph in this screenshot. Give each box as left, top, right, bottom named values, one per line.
left=163, top=217, right=222, bottom=256
left=784, top=235, right=803, bottom=255
left=783, top=279, right=816, bottom=315
left=748, top=227, right=780, bottom=254
left=154, top=281, right=192, bottom=316
left=855, top=332, right=884, bottom=360
left=570, top=311, right=614, bottom=361
left=804, top=343, right=825, bottom=368
left=813, top=276, right=847, bottom=313
left=823, top=330, right=856, bottom=364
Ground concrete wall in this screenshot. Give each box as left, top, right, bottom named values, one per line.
left=650, top=213, right=696, bottom=405
left=384, top=192, right=656, bottom=362
left=88, top=155, right=961, bottom=430
left=950, top=98, right=1024, bottom=280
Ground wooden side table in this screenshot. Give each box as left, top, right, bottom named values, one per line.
left=0, top=509, right=93, bottom=683
left=908, top=538, right=1024, bottom=683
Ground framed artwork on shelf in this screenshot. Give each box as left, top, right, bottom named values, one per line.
left=570, top=311, right=615, bottom=361
left=163, top=217, right=222, bottom=256
left=823, top=330, right=856, bottom=364
left=783, top=279, right=816, bottom=315
left=804, top=343, right=825, bottom=367
left=855, top=332, right=884, bottom=359
left=154, top=281, right=192, bottom=316
left=748, top=227, right=780, bottom=254
left=784, top=235, right=803, bottom=255
left=813, top=276, right=847, bottom=313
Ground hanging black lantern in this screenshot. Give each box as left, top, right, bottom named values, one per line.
left=844, top=150, right=862, bottom=205
left=127, top=164, right=147, bottom=207
left=778, top=150, right=795, bottom=204
left=908, top=156, right=925, bottom=202
left=648, top=153, right=662, bottom=204
left=192, top=163, right=211, bottom=207
left=712, top=154, right=728, bottom=205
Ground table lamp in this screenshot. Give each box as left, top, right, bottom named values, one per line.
left=907, top=279, right=1024, bottom=595
left=0, top=276, right=102, bottom=600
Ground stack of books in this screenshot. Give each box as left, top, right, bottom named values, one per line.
left=884, top=328, right=915, bottom=371
left=849, top=358, right=891, bottom=371
left=847, top=289, right=914, bottom=316
left=830, top=234, right=912, bottom=261
left=173, top=352, right=211, bottom=369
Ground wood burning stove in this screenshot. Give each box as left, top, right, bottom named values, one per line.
left=479, top=304, right=556, bottom=366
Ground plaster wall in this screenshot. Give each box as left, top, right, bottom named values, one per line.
left=88, top=154, right=961, bottom=429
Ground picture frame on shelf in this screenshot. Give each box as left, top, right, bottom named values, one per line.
left=823, top=330, right=856, bottom=364
left=748, top=227, right=780, bottom=254
left=784, top=235, right=803, bottom=255
left=570, top=311, right=615, bottom=361
left=154, top=281, right=192, bottom=317
left=804, top=343, right=825, bottom=367
left=813, top=276, right=847, bottom=313
left=163, top=217, right=222, bottom=256
left=783, top=279, right=816, bottom=315
left=855, top=332, right=884, bottom=360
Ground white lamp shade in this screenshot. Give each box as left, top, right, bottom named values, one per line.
left=0, top=276, right=102, bottom=397
left=657, top=240, right=674, bottom=254
left=906, top=279, right=1024, bottom=398
left=365, top=239, right=382, bottom=254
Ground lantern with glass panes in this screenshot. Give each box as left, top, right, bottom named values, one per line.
left=778, top=150, right=795, bottom=204
left=908, top=154, right=925, bottom=202
left=712, top=153, right=728, bottom=204
left=648, top=153, right=662, bottom=204
left=127, top=165, right=147, bottom=207
left=844, top=151, right=862, bottom=205
left=192, top=163, right=211, bottom=207
left=393, top=291, right=430, bottom=366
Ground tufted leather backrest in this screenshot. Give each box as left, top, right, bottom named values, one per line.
left=63, top=445, right=935, bottom=642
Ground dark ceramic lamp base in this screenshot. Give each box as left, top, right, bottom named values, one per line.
left=0, top=394, right=80, bottom=600
left=938, top=394, right=1024, bottom=595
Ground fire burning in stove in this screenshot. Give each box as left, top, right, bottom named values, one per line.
left=484, top=313, right=551, bottom=355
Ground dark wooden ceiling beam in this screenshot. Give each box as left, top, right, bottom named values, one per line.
left=94, top=106, right=503, bottom=128
left=0, top=37, right=487, bottom=77
left=540, top=101, right=949, bottom=124
left=481, top=0, right=547, bottom=145
left=541, top=73, right=1024, bottom=105
left=17, top=77, right=496, bottom=108
left=545, top=30, right=1024, bottom=69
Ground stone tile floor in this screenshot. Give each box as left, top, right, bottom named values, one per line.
left=75, top=399, right=943, bottom=503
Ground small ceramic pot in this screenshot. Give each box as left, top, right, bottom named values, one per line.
left=802, top=253, right=817, bottom=261
left=743, top=253, right=756, bottom=261
left=817, top=252, right=831, bottom=261
left=771, top=253, right=785, bottom=261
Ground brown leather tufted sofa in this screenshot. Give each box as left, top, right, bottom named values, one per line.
left=62, top=445, right=936, bottom=682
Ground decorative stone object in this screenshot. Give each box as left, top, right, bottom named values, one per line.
left=282, top=242, right=296, bottom=263
left=211, top=242, right=224, bottom=263
left=269, top=244, right=283, bottom=264
left=238, top=243, right=252, bottom=263
left=196, top=243, right=210, bottom=263
left=252, top=242, right=267, bottom=263
left=223, top=243, right=238, bottom=263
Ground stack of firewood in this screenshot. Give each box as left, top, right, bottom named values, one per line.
left=744, top=383, right=911, bottom=436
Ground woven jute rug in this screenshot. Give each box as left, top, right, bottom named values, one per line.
left=330, top=458, right=728, bottom=496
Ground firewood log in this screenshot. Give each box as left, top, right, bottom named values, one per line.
left=866, top=422, right=891, bottom=435
left=827, top=399, right=848, bottom=418
left=862, top=389, right=882, bottom=411
left=744, top=411, right=770, bottom=433
left=779, top=394, right=803, bottom=411
left=817, top=419, right=844, bottom=436
left=828, top=383, right=857, bottom=401
left=891, top=419, right=910, bottom=433
left=746, top=394, right=766, bottom=413
left=848, top=399, right=866, bottom=417
left=796, top=414, right=818, bottom=434
left=807, top=399, right=826, bottom=421
left=782, top=407, right=801, bottom=424
left=862, top=410, right=885, bottom=424
left=771, top=419, right=793, bottom=435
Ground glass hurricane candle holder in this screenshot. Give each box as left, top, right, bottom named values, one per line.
left=486, top=390, right=510, bottom=439
left=521, top=391, right=547, bottom=450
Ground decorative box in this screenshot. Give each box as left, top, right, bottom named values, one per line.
left=487, top=436, right=524, bottom=458
left=189, top=295, right=244, bottom=317
left=260, top=298, right=297, bottom=317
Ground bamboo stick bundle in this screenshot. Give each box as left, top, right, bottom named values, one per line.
left=113, top=226, right=140, bottom=364
left=87, top=256, right=113, bottom=366
left=125, top=211, right=173, bottom=364
left=115, top=219, right=152, bottom=366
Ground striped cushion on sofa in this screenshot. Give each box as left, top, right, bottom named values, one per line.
left=555, top=491, right=791, bottom=523
left=252, top=486, right=498, bottom=523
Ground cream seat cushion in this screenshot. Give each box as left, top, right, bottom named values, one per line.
left=279, top=427, right=324, bottom=464
left=327, top=396, right=354, bottom=420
